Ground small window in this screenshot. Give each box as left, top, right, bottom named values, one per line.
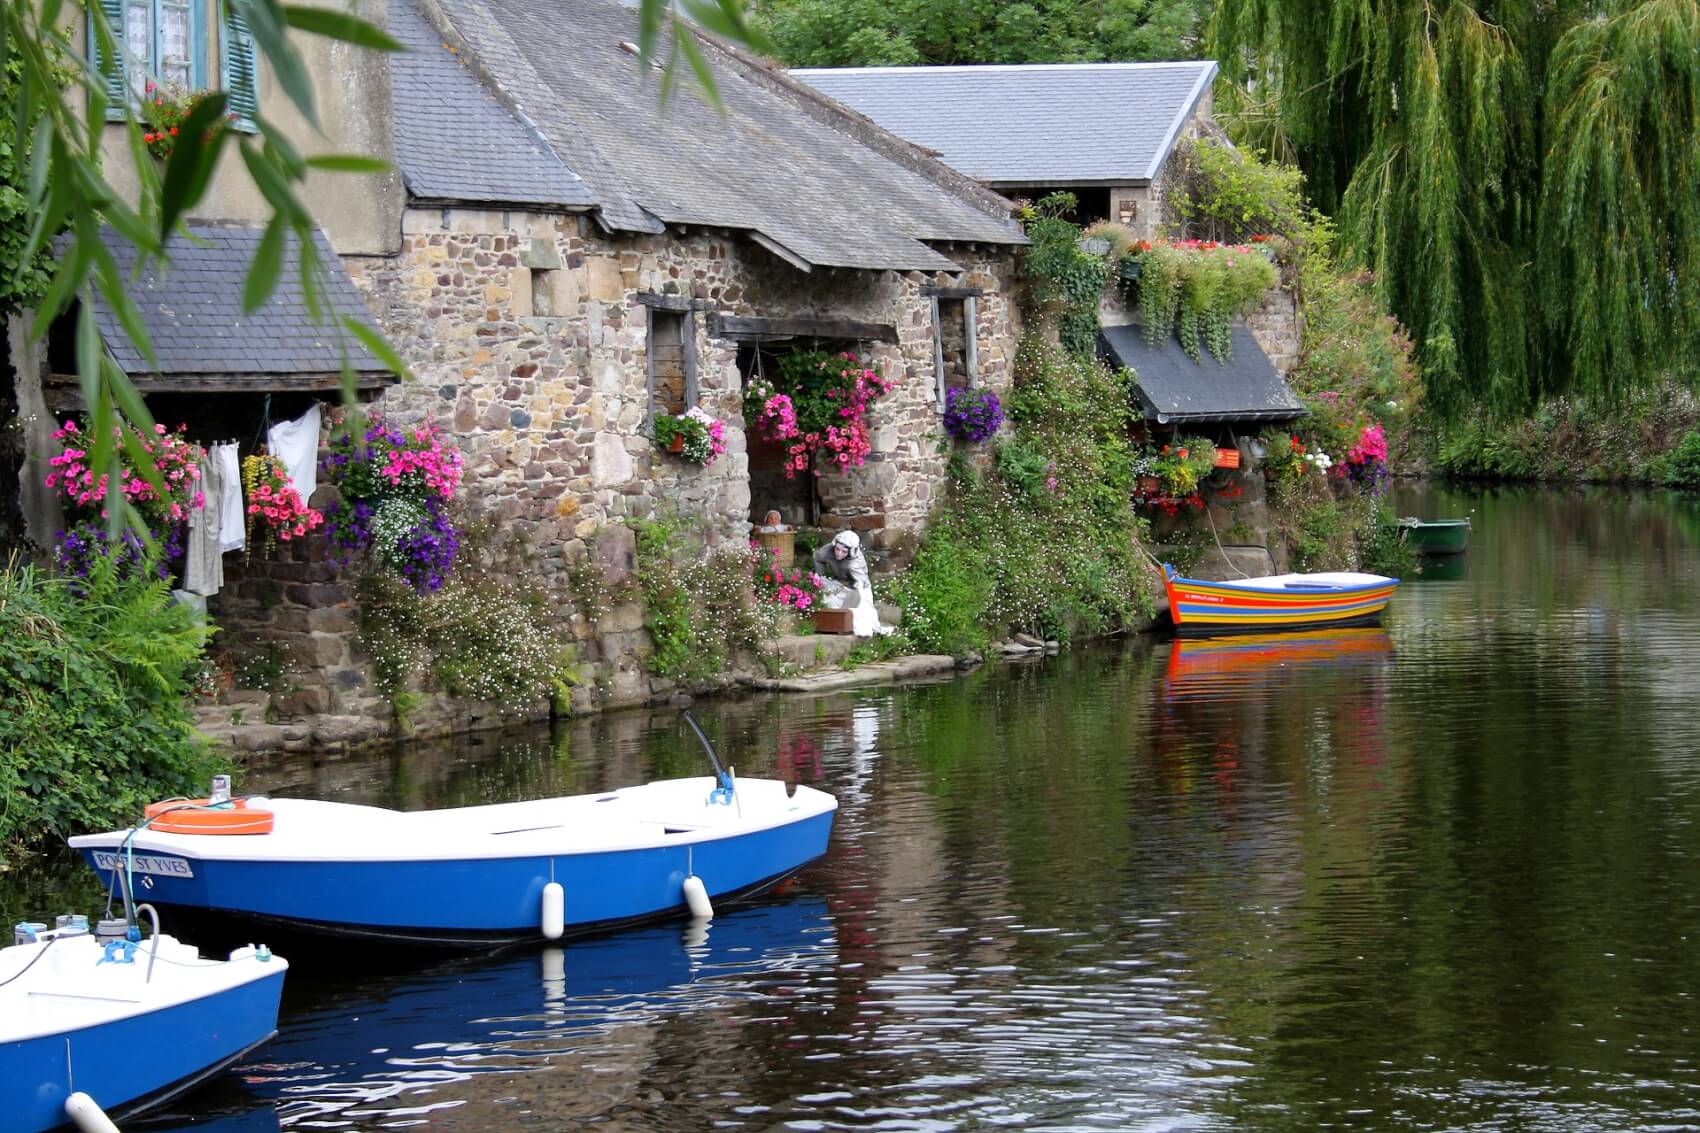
left=90, top=0, right=258, bottom=127
left=647, top=307, right=695, bottom=418
left=530, top=268, right=557, bottom=317
left=931, top=294, right=978, bottom=408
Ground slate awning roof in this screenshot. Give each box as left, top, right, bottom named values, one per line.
left=394, top=0, right=1026, bottom=270
left=791, top=62, right=1218, bottom=187
left=79, top=222, right=395, bottom=391
left=1098, top=323, right=1305, bottom=424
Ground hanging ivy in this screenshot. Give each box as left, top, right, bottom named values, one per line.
left=1136, top=241, right=1279, bottom=362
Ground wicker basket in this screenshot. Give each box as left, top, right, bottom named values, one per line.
left=755, top=528, right=795, bottom=567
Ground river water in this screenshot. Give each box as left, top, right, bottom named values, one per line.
left=12, top=482, right=1700, bottom=1131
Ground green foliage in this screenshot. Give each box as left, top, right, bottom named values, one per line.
left=1288, top=215, right=1422, bottom=444
left=0, top=555, right=224, bottom=858
left=1168, top=138, right=1307, bottom=243
left=1357, top=504, right=1419, bottom=578
left=1212, top=0, right=1700, bottom=417
left=0, top=52, right=57, bottom=317
left=1657, top=429, right=1700, bottom=488
left=1021, top=193, right=1111, bottom=357
left=892, top=338, right=1155, bottom=650
left=1135, top=241, right=1279, bottom=362
left=754, top=0, right=1207, bottom=67
left=356, top=520, right=572, bottom=707
left=633, top=516, right=776, bottom=681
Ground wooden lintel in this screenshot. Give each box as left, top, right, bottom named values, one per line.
left=635, top=292, right=694, bottom=311
left=921, top=286, right=984, bottom=299
left=47, top=371, right=398, bottom=393
left=708, top=314, right=899, bottom=345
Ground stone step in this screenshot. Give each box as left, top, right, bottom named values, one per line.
left=764, top=633, right=860, bottom=672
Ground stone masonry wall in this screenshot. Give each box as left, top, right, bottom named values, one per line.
left=336, top=207, right=1022, bottom=708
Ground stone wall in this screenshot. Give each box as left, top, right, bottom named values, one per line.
left=331, top=207, right=1022, bottom=710
left=1243, top=286, right=1302, bottom=377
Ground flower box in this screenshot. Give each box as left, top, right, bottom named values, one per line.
left=1213, top=447, right=1241, bottom=469
left=811, top=608, right=855, bottom=635
left=1137, top=475, right=1161, bottom=496
left=668, top=433, right=684, bottom=454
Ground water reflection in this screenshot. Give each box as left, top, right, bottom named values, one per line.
left=18, top=483, right=1700, bottom=1130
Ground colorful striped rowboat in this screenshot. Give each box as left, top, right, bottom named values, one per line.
left=1162, top=563, right=1400, bottom=635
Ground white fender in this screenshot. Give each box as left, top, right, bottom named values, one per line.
left=65, top=1093, right=122, bottom=1133
left=540, top=881, right=564, bottom=940
left=682, top=874, right=714, bottom=919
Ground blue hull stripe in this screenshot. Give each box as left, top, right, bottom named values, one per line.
left=1, top=970, right=284, bottom=1133
left=79, top=811, right=834, bottom=939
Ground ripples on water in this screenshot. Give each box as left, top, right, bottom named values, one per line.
left=38, top=485, right=1700, bottom=1130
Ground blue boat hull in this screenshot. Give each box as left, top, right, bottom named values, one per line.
left=2, top=969, right=284, bottom=1133
left=79, top=809, right=835, bottom=946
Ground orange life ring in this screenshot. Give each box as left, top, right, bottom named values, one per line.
left=144, top=798, right=275, bottom=835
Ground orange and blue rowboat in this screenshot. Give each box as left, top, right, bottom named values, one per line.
left=1162, top=563, right=1399, bottom=635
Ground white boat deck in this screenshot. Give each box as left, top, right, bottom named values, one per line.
left=0, top=931, right=283, bottom=1044
left=70, top=777, right=837, bottom=863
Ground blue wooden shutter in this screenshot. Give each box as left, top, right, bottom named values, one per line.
left=222, top=3, right=258, bottom=129
left=90, top=0, right=128, bottom=119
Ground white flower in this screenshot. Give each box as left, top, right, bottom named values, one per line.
left=685, top=406, right=717, bottom=426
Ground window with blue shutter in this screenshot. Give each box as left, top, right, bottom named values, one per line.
left=221, top=6, right=259, bottom=131
left=89, top=0, right=205, bottom=119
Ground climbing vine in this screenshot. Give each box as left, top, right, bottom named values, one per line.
left=1021, top=193, right=1112, bottom=357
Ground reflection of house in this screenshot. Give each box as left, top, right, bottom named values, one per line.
left=791, top=61, right=1218, bottom=236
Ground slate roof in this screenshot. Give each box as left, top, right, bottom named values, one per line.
left=403, top=0, right=1025, bottom=269
left=1098, top=323, right=1305, bottom=424
left=88, top=223, right=392, bottom=378
left=388, top=0, right=594, bottom=209
left=791, top=62, right=1219, bottom=187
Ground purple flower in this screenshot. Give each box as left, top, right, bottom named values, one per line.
left=942, top=387, right=1004, bottom=443
left=393, top=497, right=457, bottom=592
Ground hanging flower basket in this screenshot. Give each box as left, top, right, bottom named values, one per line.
left=1137, top=474, right=1161, bottom=496
left=1213, top=446, right=1241, bottom=469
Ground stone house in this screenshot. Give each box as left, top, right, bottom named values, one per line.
left=790, top=61, right=1219, bottom=239
left=7, top=0, right=1030, bottom=727
left=361, top=0, right=1026, bottom=563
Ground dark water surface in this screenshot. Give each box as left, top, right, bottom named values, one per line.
left=13, top=483, right=1700, bottom=1131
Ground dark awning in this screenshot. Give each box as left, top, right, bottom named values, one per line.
left=70, top=222, right=397, bottom=392
left=1098, top=323, right=1306, bottom=425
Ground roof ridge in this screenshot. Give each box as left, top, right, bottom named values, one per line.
left=790, top=61, right=1216, bottom=76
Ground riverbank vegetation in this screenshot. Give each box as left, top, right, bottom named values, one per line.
left=0, top=555, right=225, bottom=860
left=893, top=337, right=1155, bottom=654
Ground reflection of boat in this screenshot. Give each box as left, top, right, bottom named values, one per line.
left=1416, top=553, right=1468, bottom=581
left=1398, top=516, right=1471, bottom=554
left=231, top=899, right=835, bottom=1126
left=1164, top=628, right=1394, bottom=696
left=1, top=918, right=285, bottom=1133
left=1162, top=564, right=1400, bottom=635
left=71, top=776, right=837, bottom=946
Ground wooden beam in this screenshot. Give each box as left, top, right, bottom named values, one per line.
left=707, top=314, right=899, bottom=345
left=635, top=292, right=694, bottom=311
left=920, top=285, right=984, bottom=299
left=47, top=371, right=398, bottom=393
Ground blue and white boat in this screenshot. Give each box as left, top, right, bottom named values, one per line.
left=1, top=915, right=286, bottom=1132
left=70, top=773, right=838, bottom=946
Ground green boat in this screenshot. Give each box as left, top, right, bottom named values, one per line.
left=1398, top=517, right=1471, bottom=555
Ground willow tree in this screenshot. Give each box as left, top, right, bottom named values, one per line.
left=1212, top=0, right=1700, bottom=417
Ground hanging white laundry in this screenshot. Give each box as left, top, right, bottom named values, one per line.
left=212, top=443, right=244, bottom=553
left=267, top=403, right=321, bottom=504
left=182, top=450, right=224, bottom=597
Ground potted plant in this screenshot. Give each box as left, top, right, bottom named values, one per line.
left=652, top=407, right=726, bottom=467
left=1151, top=438, right=1219, bottom=497
left=942, top=386, right=1004, bottom=443
left=742, top=351, right=893, bottom=478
